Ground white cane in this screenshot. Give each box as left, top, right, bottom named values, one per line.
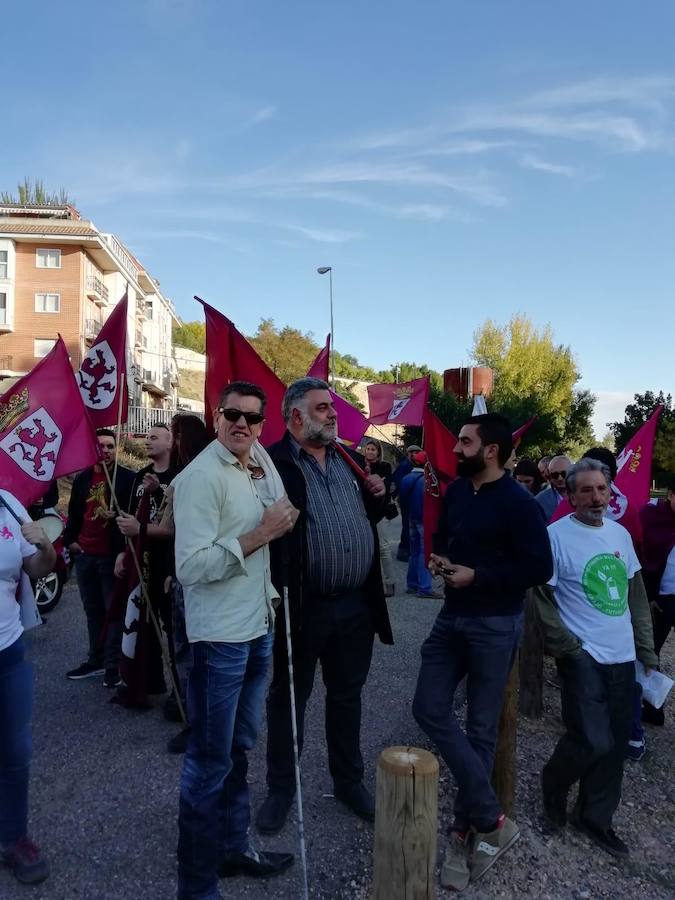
left=283, top=585, right=309, bottom=900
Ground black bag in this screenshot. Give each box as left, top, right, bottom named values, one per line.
left=383, top=500, right=399, bottom=521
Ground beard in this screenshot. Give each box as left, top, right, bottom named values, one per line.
left=456, top=449, right=486, bottom=478
left=301, top=415, right=337, bottom=446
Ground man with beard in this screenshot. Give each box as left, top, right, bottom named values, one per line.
left=256, top=377, right=392, bottom=834
left=412, top=413, right=552, bottom=891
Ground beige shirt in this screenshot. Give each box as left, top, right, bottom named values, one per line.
left=173, top=440, right=279, bottom=643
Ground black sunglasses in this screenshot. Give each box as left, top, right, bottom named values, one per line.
left=219, top=407, right=264, bottom=426
left=550, top=470, right=567, bottom=479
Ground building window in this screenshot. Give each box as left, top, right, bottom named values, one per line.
left=0, top=292, right=6, bottom=325
left=34, top=338, right=56, bottom=358
left=0, top=250, right=7, bottom=279
left=35, top=292, right=60, bottom=313
left=36, top=248, right=61, bottom=269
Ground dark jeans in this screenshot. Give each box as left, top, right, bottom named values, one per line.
left=172, top=580, right=192, bottom=703
left=412, top=609, right=523, bottom=832
left=74, top=553, right=119, bottom=669
left=177, top=632, right=273, bottom=900
left=407, top=520, right=432, bottom=594
left=0, top=636, right=32, bottom=844
left=544, top=650, right=634, bottom=830
left=266, top=588, right=375, bottom=796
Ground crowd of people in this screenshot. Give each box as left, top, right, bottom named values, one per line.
left=0, top=378, right=673, bottom=899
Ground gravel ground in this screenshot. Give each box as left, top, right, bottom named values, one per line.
left=2, top=519, right=674, bottom=900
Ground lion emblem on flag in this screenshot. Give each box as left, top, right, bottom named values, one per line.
left=79, top=340, right=117, bottom=410
left=606, top=482, right=628, bottom=521
left=0, top=407, right=63, bottom=481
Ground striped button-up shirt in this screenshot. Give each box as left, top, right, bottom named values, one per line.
left=291, top=439, right=374, bottom=595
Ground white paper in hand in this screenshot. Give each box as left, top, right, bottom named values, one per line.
left=635, top=660, right=673, bottom=709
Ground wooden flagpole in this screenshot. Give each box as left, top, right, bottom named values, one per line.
left=109, top=370, right=125, bottom=510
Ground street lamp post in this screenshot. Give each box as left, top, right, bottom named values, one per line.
left=317, top=266, right=334, bottom=387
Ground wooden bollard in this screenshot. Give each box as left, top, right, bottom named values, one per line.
left=519, top=588, right=544, bottom=718
left=372, top=746, right=439, bottom=900
left=491, top=658, right=519, bottom=817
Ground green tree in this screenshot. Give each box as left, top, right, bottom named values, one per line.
left=608, top=391, right=675, bottom=477
left=173, top=321, right=206, bottom=353
left=470, top=314, right=592, bottom=456
left=1, top=177, right=71, bottom=205
left=249, top=319, right=319, bottom=385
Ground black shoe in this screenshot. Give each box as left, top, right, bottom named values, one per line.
left=256, top=792, right=294, bottom=834
left=103, top=668, right=121, bottom=689
left=167, top=727, right=191, bottom=754
left=641, top=701, right=665, bottom=726
left=334, top=782, right=375, bottom=822
left=0, top=836, right=49, bottom=884
left=66, top=661, right=104, bottom=680
left=218, top=846, right=294, bottom=878
left=571, top=814, right=629, bottom=859
left=541, top=768, right=568, bottom=830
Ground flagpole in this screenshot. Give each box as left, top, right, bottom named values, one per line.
left=110, top=370, right=125, bottom=511
left=101, top=463, right=187, bottom=725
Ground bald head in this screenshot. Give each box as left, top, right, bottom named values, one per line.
left=548, top=455, right=572, bottom=491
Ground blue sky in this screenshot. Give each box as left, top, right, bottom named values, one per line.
left=4, top=1, right=675, bottom=435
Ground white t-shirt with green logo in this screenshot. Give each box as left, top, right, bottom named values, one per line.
left=547, top=514, right=640, bottom=664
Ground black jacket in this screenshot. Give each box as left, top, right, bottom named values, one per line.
left=434, top=472, right=553, bottom=617
left=268, top=432, right=394, bottom=645
left=64, top=465, right=135, bottom=556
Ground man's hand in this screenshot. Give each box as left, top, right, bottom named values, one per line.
left=114, top=552, right=126, bottom=578
left=142, top=473, right=161, bottom=494
left=68, top=541, right=83, bottom=555
left=116, top=512, right=141, bottom=537
left=364, top=474, right=386, bottom=498
left=430, top=553, right=475, bottom=589
left=260, top=497, right=299, bottom=542
left=99, top=508, right=117, bottom=521
left=21, top=521, right=49, bottom=548
left=429, top=553, right=452, bottom=576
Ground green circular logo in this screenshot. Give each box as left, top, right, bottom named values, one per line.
left=581, top=553, right=628, bottom=616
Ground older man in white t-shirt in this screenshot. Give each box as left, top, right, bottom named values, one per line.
left=534, top=459, right=657, bottom=860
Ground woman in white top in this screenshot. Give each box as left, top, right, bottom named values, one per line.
left=0, top=490, right=55, bottom=885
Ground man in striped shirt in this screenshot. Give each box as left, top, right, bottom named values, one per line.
left=256, top=377, right=393, bottom=834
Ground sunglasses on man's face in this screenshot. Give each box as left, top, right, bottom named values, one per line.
left=219, top=408, right=264, bottom=426
left=550, top=471, right=567, bottom=479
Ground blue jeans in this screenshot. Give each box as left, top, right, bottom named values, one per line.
left=177, top=631, right=273, bottom=900
left=0, top=636, right=33, bottom=844
left=407, top=521, right=432, bottom=594
left=413, top=610, right=523, bottom=831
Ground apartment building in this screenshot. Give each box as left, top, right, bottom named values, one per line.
left=0, top=203, right=180, bottom=412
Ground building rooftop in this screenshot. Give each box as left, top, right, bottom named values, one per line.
left=0, top=203, right=80, bottom=220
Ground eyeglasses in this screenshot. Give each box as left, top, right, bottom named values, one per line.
left=218, top=408, right=264, bottom=426
left=550, top=471, right=567, bottom=479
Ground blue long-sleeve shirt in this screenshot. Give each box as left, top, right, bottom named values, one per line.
left=434, top=472, right=553, bottom=616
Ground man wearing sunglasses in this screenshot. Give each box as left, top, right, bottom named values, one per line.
left=256, top=377, right=392, bottom=835
left=536, top=455, right=573, bottom=523
left=174, top=381, right=298, bottom=900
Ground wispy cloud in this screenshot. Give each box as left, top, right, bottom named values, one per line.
left=242, top=105, right=277, bottom=129
left=520, top=153, right=578, bottom=177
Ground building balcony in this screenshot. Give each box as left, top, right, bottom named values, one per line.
left=0, top=312, right=13, bottom=333
left=142, top=369, right=169, bottom=398
left=86, top=275, right=109, bottom=306
left=0, top=354, right=13, bottom=373
left=84, top=318, right=102, bottom=342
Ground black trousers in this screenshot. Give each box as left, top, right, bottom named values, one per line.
left=265, top=588, right=375, bottom=796
left=544, top=650, right=634, bottom=830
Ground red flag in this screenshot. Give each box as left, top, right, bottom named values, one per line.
left=422, top=406, right=457, bottom=560
left=0, top=337, right=101, bottom=506
left=77, top=293, right=128, bottom=428
left=367, top=376, right=430, bottom=426
left=307, top=334, right=330, bottom=381
left=198, top=298, right=287, bottom=445
left=332, top=391, right=369, bottom=447
left=512, top=416, right=537, bottom=448
left=550, top=406, right=663, bottom=546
